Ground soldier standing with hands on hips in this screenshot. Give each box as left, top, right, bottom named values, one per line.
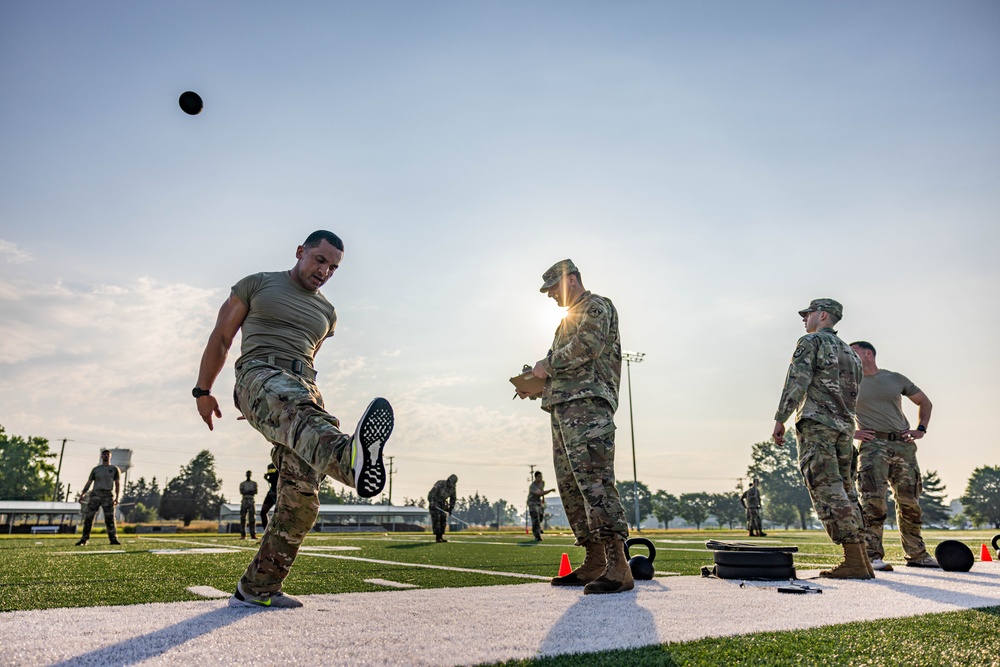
left=772, top=298, right=871, bottom=579
left=527, top=471, right=555, bottom=541
left=518, top=259, right=632, bottom=594
left=193, top=230, right=394, bottom=609
left=76, top=449, right=122, bottom=546
left=850, top=340, right=939, bottom=571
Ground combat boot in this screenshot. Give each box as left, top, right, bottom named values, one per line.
left=551, top=539, right=607, bottom=586
left=583, top=536, right=635, bottom=595
left=820, top=542, right=874, bottom=580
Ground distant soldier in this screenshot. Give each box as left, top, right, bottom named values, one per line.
left=239, top=470, right=258, bottom=539
left=428, top=475, right=458, bottom=543
left=527, top=471, right=555, bottom=541
left=740, top=479, right=766, bottom=537
left=772, top=299, right=871, bottom=579
left=850, top=341, right=939, bottom=571
left=76, top=450, right=121, bottom=546
left=260, top=463, right=279, bottom=531
left=518, top=259, right=632, bottom=594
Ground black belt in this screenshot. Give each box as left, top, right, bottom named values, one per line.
left=870, top=430, right=906, bottom=441
left=254, top=356, right=317, bottom=380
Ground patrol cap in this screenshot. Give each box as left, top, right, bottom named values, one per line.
left=539, top=259, right=579, bottom=292
left=797, top=298, right=843, bottom=320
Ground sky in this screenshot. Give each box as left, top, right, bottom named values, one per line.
left=1, top=1, right=998, bottom=512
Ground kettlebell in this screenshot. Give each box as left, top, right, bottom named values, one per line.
left=992, top=534, right=1000, bottom=554
left=624, top=537, right=656, bottom=580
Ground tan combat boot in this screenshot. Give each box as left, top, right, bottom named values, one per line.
left=583, top=536, right=636, bottom=595
left=551, top=539, right=607, bottom=586
left=820, top=542, right=874, bottom=580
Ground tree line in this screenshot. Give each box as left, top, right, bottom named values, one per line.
left=3, top=424, right=1000, bottom=529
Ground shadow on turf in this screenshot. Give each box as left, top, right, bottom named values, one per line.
left=871, top=569, right=1000, bottom=609
left=538, top=581, right=668, bottom=656
left=48, top=605, right=262, bottom=666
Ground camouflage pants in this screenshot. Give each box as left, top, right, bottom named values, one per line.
left=796, top=419, right=863, bottom=545
left=240, top=496, right=257, bottom=537
left=529, top=504, right=544, bottom=539
left=80, top=490, right=117, bottom=540
left=260, top=489, right=277, bottom=531
left=858, top=438, right=927, bottom=561
left=240, top=446, right=321, bottom=595
left=551, top=398, right=628, bottom=544
left=745, top=507, right=761, bottom=534
left=234, top=360, right=355, bottom=487
left=235, top=361, right=357, bottom=595
left=429, top=505, right=449, bottom=537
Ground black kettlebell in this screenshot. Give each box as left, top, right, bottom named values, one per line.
left=992, top=534, right=1000, bottom=554
left=624, top=537, right=656, bottom=580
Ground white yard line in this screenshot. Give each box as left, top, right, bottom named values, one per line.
left=364, top=578, right=419, bottom=589
left=3, top=565, right=999, bottom=667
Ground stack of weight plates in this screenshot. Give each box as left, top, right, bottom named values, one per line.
left=705, top=540, right=798, bottom=580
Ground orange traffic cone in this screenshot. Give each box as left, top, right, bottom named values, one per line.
left=981, top=544, right=994, bottom=562
left=558, top=552, right=572, bottom=577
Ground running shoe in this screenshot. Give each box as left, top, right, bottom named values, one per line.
left=228, top=582, right=303, bottom=609
left=351, top=397, right=394, bottom=498
left=905, top=554, right=940, bottom=568
left=870, top=558, right=894, bottom=571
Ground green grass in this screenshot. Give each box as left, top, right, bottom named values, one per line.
left=2, top=529, right=997, bottom=665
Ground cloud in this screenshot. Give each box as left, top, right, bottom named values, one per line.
left=0, top=240, right=32, bottom=264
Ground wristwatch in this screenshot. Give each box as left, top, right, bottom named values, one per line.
left=916, top=424, right=927, bottom=433
left=192, top=387, right=211, bottom=399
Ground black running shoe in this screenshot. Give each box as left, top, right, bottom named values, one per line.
left=351, top=397, right=394, bottom=498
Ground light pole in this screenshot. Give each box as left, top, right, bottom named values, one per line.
left=623, top=351, right=645, bottom=531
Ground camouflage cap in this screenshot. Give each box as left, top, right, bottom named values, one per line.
left=798, top=298, right=844, bottom=320
left=539, top=259, right=578, bottom=292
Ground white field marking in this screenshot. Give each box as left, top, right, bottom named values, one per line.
left=138, top=536, right=551, bottom=581
left=185, top=586, right=230, bottom=598
left=299, top=546, right=361, bottom=551
left=52, top=550, right=124, bottom=555
left=149, top=548, right=240, bottom=554
left=365, top=578, right=419, bottom=589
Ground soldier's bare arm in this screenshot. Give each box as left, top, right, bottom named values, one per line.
left=196, top=293, right=249, bottom=430
left=902, top=390, right=932, bottom=441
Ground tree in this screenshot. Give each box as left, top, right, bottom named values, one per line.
left=652, top=490, right=678, bottom=528
left=402, top=497, right=427, bottom=508
left=0, top=425, right=58, bottom=500
left=338, top=490, right=373, bottom=505
left=710, top=492, right=744, bottom=529
left=960, top=466, right=1000, bottom=529
left=747, top=432, right=814, bottom=530
left=615, top=480, right=654, bottom=529
left=767, top=501, right=799, bottom=530
left=318, top=479, right=342, bottom=504
left=919, top=470, right=950, bottom=528
left=120, top=477, right=161, bottom=522
left=158, top=450, right=226, bottom=526
left=678, top=492, right=711, bottom=529
left=454, top=493, right=493, bottom=526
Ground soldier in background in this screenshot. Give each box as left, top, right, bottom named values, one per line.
left=428, top=475, right=458, bottom=542
left=518, top=259, right=632, bottom=594
left=740, top=479, right=766, bottom=537
left=772, top=298, right=871, bottom=579
left=260, top=463, right=279, bottom=531
left=194, top=230, right=395, bottom=609
left=239, top=470, right=258, bottom=540
left=76, top=450, right=121, bottom=546
left=850, top=340, right=939, bottom=571
left=527, top=471, right=555, bottom=541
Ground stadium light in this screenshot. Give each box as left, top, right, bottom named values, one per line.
left=623, top=351, right=645, bottom=531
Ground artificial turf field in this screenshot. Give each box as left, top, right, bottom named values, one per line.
left=2, top=529, right=999, bottom=665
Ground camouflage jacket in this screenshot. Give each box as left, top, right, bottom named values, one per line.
left=428, top=480, right=456, bottom=512
left=774, top=327, right=861, bottom=434
left=540, top=291, right=621, bottom=412
left=741, top=486, right=761, bottom=509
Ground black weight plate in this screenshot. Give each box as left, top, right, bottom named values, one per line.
left=715, top=564, right=797, bottom=580
left=705, top=540, right=798, bottom=553
left=714, top=550, right=794, bottom=567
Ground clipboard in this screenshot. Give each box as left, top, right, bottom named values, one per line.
left=510, top=369, right=545, bottom=397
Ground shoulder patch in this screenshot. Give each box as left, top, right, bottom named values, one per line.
left=793, top=346, right=806, bottom=358
left=587, top=305, right=603, bottom=318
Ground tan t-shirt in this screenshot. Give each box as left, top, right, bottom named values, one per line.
left=232, top=271, right=337, bottom=372
left=88, top=465, right=120, bottom=492
left=855, top=369, right=920, bottom=432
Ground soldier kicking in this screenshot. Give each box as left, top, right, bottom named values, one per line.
left=194, top=230, right=394, bottom=608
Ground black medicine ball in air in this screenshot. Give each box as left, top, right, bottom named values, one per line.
left=179, top=91, right=203, bottom=115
